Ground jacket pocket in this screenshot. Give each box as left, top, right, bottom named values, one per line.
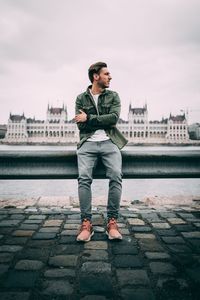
left=100, top=103, right=111, bottom=114
left=82, top=105, right=96, bottom=114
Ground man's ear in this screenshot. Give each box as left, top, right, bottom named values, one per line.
left=93, top=73, right=99, bottom=81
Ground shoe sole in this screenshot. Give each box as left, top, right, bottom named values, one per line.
left=106, top=231, right=122, bottom=240
left=76, top=231, right=94, bottom=242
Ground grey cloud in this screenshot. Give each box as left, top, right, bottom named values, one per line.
left=0, top=0, right=200, bottom=124
left=1, top=0, right=200, bottom=68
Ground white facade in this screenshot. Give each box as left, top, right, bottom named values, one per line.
left=5, top=104, right=190, bottom=144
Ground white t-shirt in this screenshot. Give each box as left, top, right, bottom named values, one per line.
left=87, top=90, right=110, bottom=142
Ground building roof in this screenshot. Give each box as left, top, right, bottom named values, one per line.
left=169, top=114, right=186, bottom=122
left=10, top=114, right=25, bottom=122
left=130, top=108, right=146, bottom=114
left=149, top=118, right=168, bottom=124
left=49, top=107, right=65, bottom=114
left=129, top=103, right=147, bottom=115
left=27, top=118, right=44, bottom=123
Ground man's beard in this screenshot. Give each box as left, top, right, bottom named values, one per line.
left=98, top=80, right=109, bottom=89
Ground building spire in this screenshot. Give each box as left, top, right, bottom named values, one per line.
left=144, top=100, right=147, bottom=110
left=129, top=101, right=132, bottom=112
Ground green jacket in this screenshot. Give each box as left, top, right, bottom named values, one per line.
left=75, top=86, right=128, bottom=149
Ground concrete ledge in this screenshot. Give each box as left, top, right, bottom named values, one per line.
left=0, top=149, right=200, bottom=179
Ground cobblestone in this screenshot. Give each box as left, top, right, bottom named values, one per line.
left=151, top=222, right=171, bottom=229
left=166, top=244, right=192, bottom=253
left=112, top=245, right=138, bottom=255
left=12, top=230, right=35, bottom=236
left=64, top=223, right=80, bottom=229
left=48, top=255, right=78, bottom=267
left=15, top=259, right=44, bottom=270
left=38, top=226, right=60, bottom=233
left=127, top=218, right=145, bottom=225
left=43, top=219, right=63, bottom=227
left=181, top=231, right=200, bottom=238
left=139, top=239, right=165, bottom=252
left=28, top=215, right=46, bottom=220
left=130, top=225, right=152, bottom=232
left=188, top=239, right=200, bottom=252
left=0, top=253, right=13, bottom=263
left=84, top=241, right=108, bottom=250
left=155, top=229, right=177, bottom=236
left=82, top=250, right=108, bottom=261
left=60, top=229, right=78, bottom=235
left=174, top=224, right=195, bottom=231
left=119, top=228, right=130, bottom=235
left=149, top=262, right=177, bottom=274
left=18, top=224, right=39, bottom=230
left=161, top=236, right=186, bottom=244
left=79, top=273, right=113, bottom=295
left=0, top=203, right=199, bottom=299
left=140, top=212, right=162, bottom=222
left=54, top=244, right=81, bottom=254
left=10, top=214, right=25, bottom=219
left=44, top=268, right=76, bottom=278
left=134, top=233, right=156, bottom=239
left=81, top=296, right=107, bottom=300
left=5, top=270, right=39, bottom=288
left=16, top=247, right=50, bottom=262
left=167, top=218, right=186, bottom=224
left=116, top=269, right=150, bottom=286
left=0, top=264, right=9, bottom=276
left=145, top=252, right=171, bottom=260
left=81, top=261, right=111, bottom=274
left=0, top=220, right=21, bottom=227
left=93, top=226, right=105, bottom=232
left=0, top=245, right=23, bottom=252
left=42, top=280, right=73, bottom=295
left=23, top=219, right=43, bottom=224
left=121, top=288, right=155, bottom=300
left=0, top=292, right=30, bottom=300
left=32, top=232, right=57, bottom=239
left=114, top=255, right=143, bottom=268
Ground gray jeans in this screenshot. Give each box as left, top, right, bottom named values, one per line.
left=77, top=139, right=122, bottom=221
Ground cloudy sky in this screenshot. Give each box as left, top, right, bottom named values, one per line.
left=0, top=0, right=200, bottom=124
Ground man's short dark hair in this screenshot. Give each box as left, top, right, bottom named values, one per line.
left=88, top=62, right=107, bottom=83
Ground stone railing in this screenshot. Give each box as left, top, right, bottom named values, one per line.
left=0, top=149, right=200, bottom=179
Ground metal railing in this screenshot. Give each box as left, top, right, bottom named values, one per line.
left=0, top=149, right=200, bottom=179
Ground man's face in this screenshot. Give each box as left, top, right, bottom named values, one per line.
left=95, top=67, right=112, bottom=88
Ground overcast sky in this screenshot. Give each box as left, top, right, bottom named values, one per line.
left=0, top=0, right=200, bottom=124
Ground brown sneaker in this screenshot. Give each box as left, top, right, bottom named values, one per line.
left=106, top=218, right=122, bottom=240
left=76, top=219, right=94, bottom=242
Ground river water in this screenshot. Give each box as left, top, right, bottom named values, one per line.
left=0, top=145, right=200, bottom=202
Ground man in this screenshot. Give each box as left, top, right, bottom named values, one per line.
left=75, top=62, right=128, bottom=242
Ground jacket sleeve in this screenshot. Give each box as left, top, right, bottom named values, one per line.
left=87, top=92, right=121, bottom=127
left=75, top=96, right=111, bottom=132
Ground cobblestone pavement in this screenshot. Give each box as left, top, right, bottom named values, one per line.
left=0, top=202, right=200, bottom=300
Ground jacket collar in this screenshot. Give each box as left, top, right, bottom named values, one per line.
left=86, top=85, right=107, bottom=96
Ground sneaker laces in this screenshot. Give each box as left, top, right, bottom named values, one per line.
left=80, top=219, right=91, bottom=232
left=108, top=218, right=119, bottom=230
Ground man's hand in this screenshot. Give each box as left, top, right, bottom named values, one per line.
left=75, top=110, right=87, bottom=123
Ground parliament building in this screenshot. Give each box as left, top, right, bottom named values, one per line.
left=4, top=103, right=189, bottom=143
